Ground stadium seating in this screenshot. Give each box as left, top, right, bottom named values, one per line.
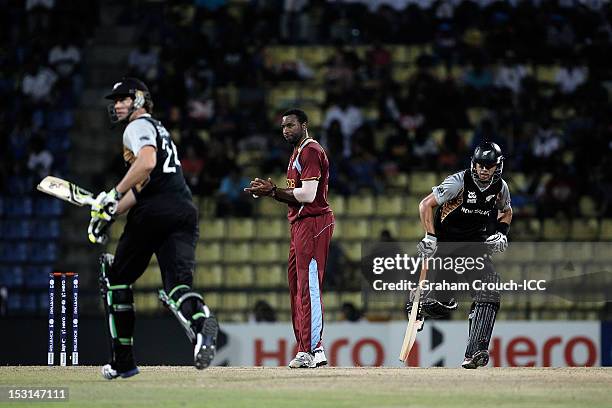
left=300, top=46, right=332, bottom=66
left=140, top=264, right=162, bottom=288
left=398, top=219, right=422, bottom=240
left=0, top=266, right=23, bottom=288
left=223, top=242, right=252, bottom=263
left=347, top=196, right=374, bottom=216
left=403, top=197, right=421, bottom=217
left=601, top=219, right=612, bottom=240
left=342, top=242, right=362, bottom=262
left=255, top=265, right=285, bottom=287
left=134, top=292, right=162, bottom=312
left=409, top=172, right=439, bottom=195
left=510, top=218, right=541, bottom=241
left=370, top=219, right=399, bottom=239
left=375, top=196, right=403, bottom=216
left=32, top=220, right=60, bottom=240
left=253, top=242, right=284, bottom=263
left=197, top=242, right=222, bottom=263
left=1, top=220, right=31, bottom=239
left=195, top=265, right=223, bottom=288
left=5, top=197, right=33, bottom=217
left=222, top=293, right=249, bottom=310
left=226, top=265, right=254, bottom=287
left=570, top=218, right=599, bottom=241
left=200, top=219, right=226, bottom=240
left=341, top=219, right=370, bottom=240
left=256, top=219, right=286, bottom=239
left=542, top=218, right=570, bottom=241
left=329, top=196, right=345, bottom=216
left=258, top=197, right=286, bottom=216
left=34, top=197, right=63, bottom=217
left=387, top=173, right=409, bottom=189
left=228, top=219, right=255, bottom=240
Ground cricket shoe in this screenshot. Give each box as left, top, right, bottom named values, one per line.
left=461, top=350, right=489, bottom=369
left=194, top=315, right=219, bottom=370
left=288, top=352, right=316, bottom=368
left=101, top=364, right=139, bottom=380
left=313, top=347, right=328, bottom=367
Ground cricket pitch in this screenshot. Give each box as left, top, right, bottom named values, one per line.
left=1, top=366, right=610, bottom=407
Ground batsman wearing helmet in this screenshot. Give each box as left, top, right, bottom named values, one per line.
left=411, top=141, right=512, bottom=369
left=89, top=78, right=218, bottom=379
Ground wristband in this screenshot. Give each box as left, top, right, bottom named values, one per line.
left=271, top=185, right=277, bottom=197
left=425, top=232, right=437, bottom=241
left=497, top=222, right=510, bottom=235
left=112, top=188, right=124, bottom=201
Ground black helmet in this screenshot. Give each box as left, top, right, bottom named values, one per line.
left=105, top=77, right=153, bottom=123
left=471, top=142, right=504, bottom=184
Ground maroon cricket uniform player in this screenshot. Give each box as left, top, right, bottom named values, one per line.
left=246, top=109, right=334, bottom=368
left=287, top=136, right=334, bottom=351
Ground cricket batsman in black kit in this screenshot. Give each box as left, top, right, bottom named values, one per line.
left=88, top=78, right=218, bottom=379
left=411, top=142, right=512, bottom=369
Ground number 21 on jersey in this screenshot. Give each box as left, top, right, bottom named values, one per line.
left=161, top=136, right=181, bottom=173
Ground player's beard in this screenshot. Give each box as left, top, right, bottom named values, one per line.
left=478, top=172, right=491, bottom=181
left=288, top=129, right=306, bottom=146
left=474, top=171, right=493, bottom=189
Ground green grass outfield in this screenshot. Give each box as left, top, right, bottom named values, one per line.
left=1, top=366, right=611, bottom=408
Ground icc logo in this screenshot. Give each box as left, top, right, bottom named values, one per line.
left=467, top=191, right=477, bottom=204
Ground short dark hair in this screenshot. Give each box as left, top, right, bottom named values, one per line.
left=282, top=109, right=308, bottom=124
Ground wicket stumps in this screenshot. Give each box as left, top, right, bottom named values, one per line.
left=47, top=272, right=79, bottom=366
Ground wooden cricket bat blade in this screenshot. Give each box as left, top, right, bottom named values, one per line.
left=399, top=289, right=421, bottom=362
left=399, top=258, right=429, bottom=363
left=37, top=176, right=95, bottom=207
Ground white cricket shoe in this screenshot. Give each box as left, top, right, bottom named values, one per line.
left=288, top=352, right=316, bottom=368
left=313, top=347, right=328, bottom=367
left=101, top=364, right=139, bottom=380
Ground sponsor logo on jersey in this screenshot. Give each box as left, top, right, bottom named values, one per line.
left=467, top=191, right=477, bottom=204
left=461, top=207, right=490, bottom=216
left=435, top=186, right=445, bottom=196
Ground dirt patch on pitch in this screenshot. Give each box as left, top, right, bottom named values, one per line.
left=130, top=366, right=612, bottom=391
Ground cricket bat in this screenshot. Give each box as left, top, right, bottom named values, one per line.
left=399, top=258, right=428, bottom=363
left=37, top=176, right=96, bottom=207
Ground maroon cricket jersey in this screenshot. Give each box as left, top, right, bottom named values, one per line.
left=286, top=138, right=332, bottom=223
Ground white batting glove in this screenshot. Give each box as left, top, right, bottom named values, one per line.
left=91, top=188, right=123, bottom=222
left=417, top=233, right=437, bottom=258
left=485, top=232, right=508, bottom=254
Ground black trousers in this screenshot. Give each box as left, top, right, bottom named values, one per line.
left=109, top=198, right=199, bottom=292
